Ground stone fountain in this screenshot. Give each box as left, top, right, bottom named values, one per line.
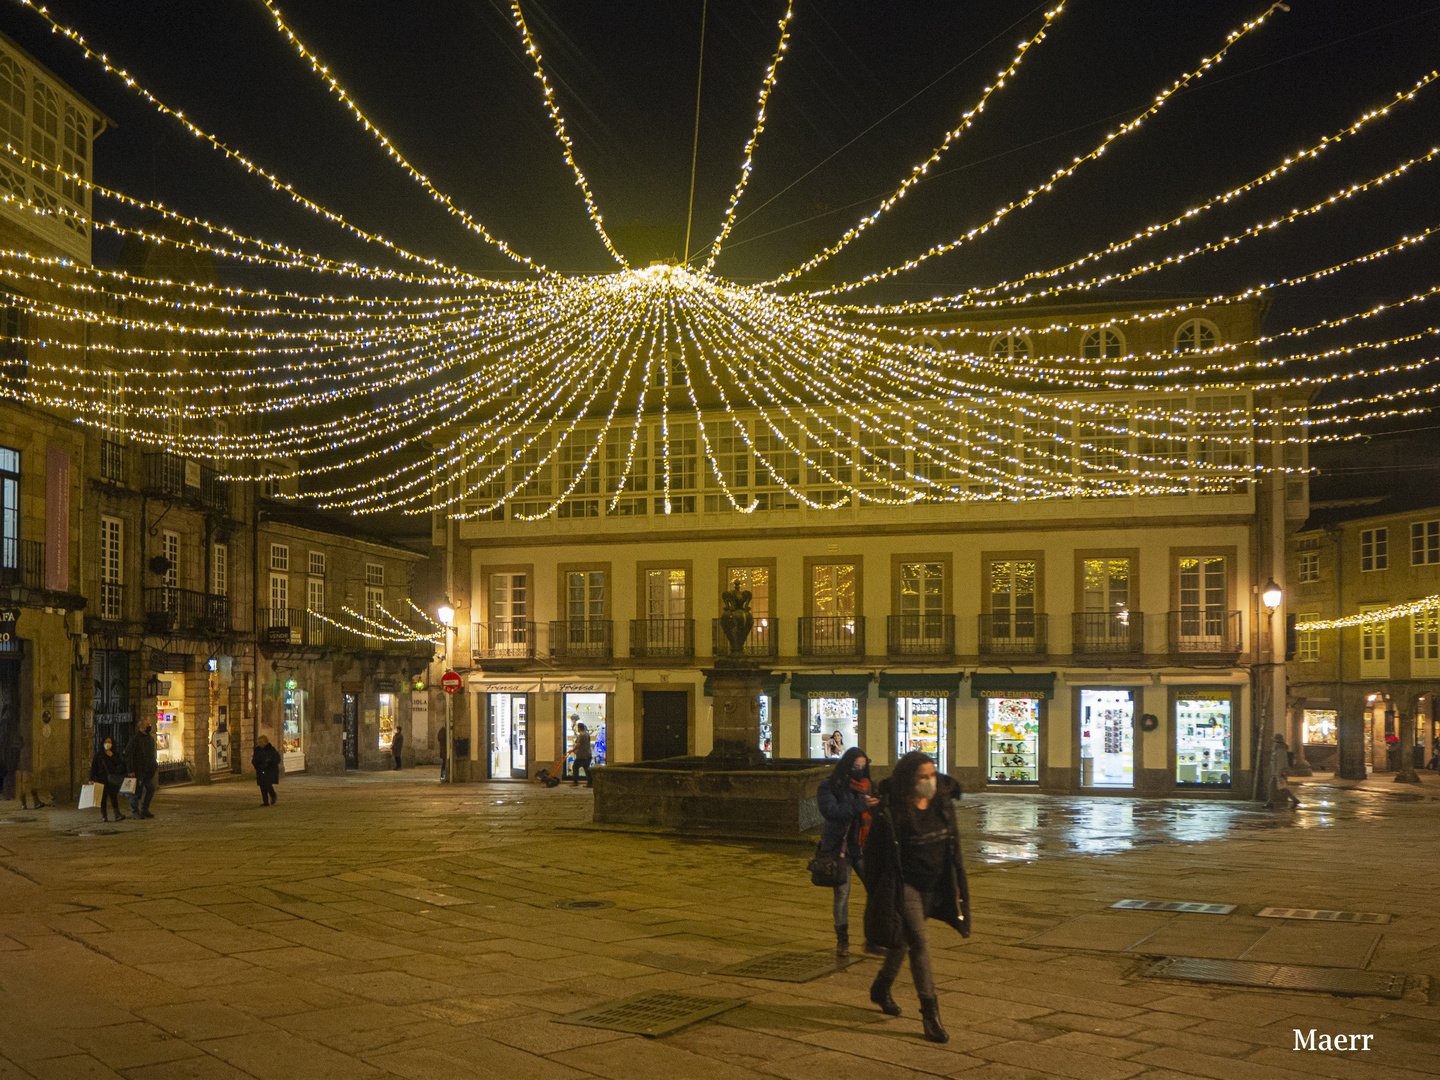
left=592, top=579, right=832, bottom=836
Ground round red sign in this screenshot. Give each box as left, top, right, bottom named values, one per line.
left=440, top=671, right=464, bottom=694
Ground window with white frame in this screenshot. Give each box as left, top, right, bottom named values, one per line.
left=1413, top=609, right=1440, bottom=677
left=1360, top=528, right=1388, bottom=571
left=99, top=515, right=123, bottom=620
left=1296, top=613, right=1320, bottom=662
left=269, top=572, right=288, bottom=616
left=1174, top=318, right=1220, bottom=354
left=1411, top=521, right=1439, bottom=566
left=365, top=563, right=383, bottom=587
left=1359, top=606, right=1388, bottom=678
left=1081, top=328, right=1124, bottom=358
left=161, top=531, right=179, bottom=590
left=1298, top=551, right=1320, bottom=583
left=365, top=585, right=384, bottom=623
left=211, top=542, right=227, bottom=597
left=988, top=334, right=1031, bottom=360
left=270, top=543, right=289, bottom=571
left=309, top=551, right=326, bottom=576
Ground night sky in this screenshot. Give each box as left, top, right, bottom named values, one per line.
left=4, top=0, right=1440, bottom=508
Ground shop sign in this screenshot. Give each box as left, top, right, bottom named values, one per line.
left=0, top=607, right=18, bottom=641
left=975, top=689, right=1045, bottom=700
left=376, top=678, right=397, bottom=693
left=546, top=680, right=616, bottom=694
left=479, top=679, right=542, bottom=694
left=267, top=625, right=301, bottom=645
left=806, top=690, right=856, bottom=699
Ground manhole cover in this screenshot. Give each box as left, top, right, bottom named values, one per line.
left=1144, top=957, right=1406, bottom=999
left=1256, top=907, right=1391, bottom=924
left=557, top=990, right=742, bottom=1037
left=555, top=899, right=615, bottom=911
left=713, top=951, right=864, bottom=983
left=0, top=817, right=36, bottom=824
left=1112, top=899, right=1235, bottom=914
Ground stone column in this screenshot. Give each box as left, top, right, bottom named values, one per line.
left=1395, top=696, right=1421, bottom=783
left=1337, top=685, right=1368, bottom=780
left=706, top=665, right=768, bottom=767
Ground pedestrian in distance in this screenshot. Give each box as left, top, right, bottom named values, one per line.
left=125, top=721, right=159, bottom=819
left=252, top=735, right=281, bottom=806
left=439, top=724, right=448, bottom=780
left=862, top=750, right=970, bottom=1044
left=1267, top=733, right=1301, bottom=809
left=89, top=737, right=128, bottom=822
left=4, top=718, right=46, bottom=809
left=817, top=747, right=878, bottom=958
left=391, top=727, right=404, bottom=770
left=570, top=720, right=592, bottom=787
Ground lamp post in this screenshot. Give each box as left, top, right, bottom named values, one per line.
left=1256, top=579, right=1283, bottom=802
left=437, top=602, right=455, bottom=784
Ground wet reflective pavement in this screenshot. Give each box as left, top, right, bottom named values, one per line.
left=961, top=787, right=1401, bottom=864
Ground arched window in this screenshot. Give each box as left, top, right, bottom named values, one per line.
left=1174, top=319, right=1220, bottom=354
left=61, top=105, right=87, bottom=207
left=29, top=83, right=58, bottom=197
left=0, top=56, right=25, bottom=145
left=989, top=334, right=1031, bottom=360
left=1081, top=328, right=1124, bottom=358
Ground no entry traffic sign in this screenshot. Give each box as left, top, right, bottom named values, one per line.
left=441, top=671, right=464, bottom=694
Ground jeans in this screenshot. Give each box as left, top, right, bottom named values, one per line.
left=128, top=775, right=156, bottom=815
left=831, top=859, right=852, bottom=927
left=572, top=757, right=592, bottom=785
left=877, top=884, right=936, bottom=999
left=392, top=751, right=403, bottom=770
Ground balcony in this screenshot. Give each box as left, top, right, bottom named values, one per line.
left=143, top=451, right=228, bottom=514
left=1072, top=611, right=1145, bottom=654
left=144, top=587, right=229, bottom=636
left=100, top=439, right=128, bottom=485
left=1168, top=609, right=1242, bottom=654
left=261, top=607, right=332, bottom=649
left=887, top=614, right=955, bottom=657
left=96, top=581, right=125, bottom=622
left=630, top=618, right=694, bottom=659
left=550, top=619, right=613, bottom=662
left=472, top=619, right=537, bottom=661
left=712, top=617, right=779, bottom=659
left=978, top=612, right=1048, bottom=655
left=0, top=538, right=44, bottom=589
left=798, top=616, right=865, bottom=658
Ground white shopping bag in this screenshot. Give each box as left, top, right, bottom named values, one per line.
left=119, top=777, right=137, bottom=795
left=78, top=782, right=101, bottom=809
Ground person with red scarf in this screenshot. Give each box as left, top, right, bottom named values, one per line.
left=817, top=746, right=878, bottom=957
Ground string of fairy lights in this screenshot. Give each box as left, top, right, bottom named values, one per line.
left=0, top=0, right=1431, bottom=544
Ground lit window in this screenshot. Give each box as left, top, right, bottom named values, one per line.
left=1360, top=529, right=1387, bottom=572
left=1296, top=613, right=1319, bottom=662
left=989, top=334, right=1031, bottom=360
left=1411, top=520, right=1439, bottom=565
left=1175, top=319, right=1220, bottom=354
left=1297, top=551, right=1319, bottom=583
left=270, top=544, right=289, bottom=571
left=1081, top=328, right=1124, bottom=358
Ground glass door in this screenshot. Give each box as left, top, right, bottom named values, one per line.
left=989, top=561, right=1037, bottom=648
left=808, top=696, right=858, bottom=758
left=896, top=696, right=946, bottom=759
left=986, top=697, right=1039, bottom=782
left=1079, top=689, right=1133, bottom=788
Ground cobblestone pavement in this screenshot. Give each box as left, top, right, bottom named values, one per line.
left=0, top=770, right=1436, bottom=1080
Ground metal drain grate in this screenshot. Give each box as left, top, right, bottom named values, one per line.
left=1112, top=899, right=1236, bottom=914
left=1256, top=907, right=1391, bottom=924
left=713, top=951, right=864, bottom=983
left=555, top=899, right=616, bottom=911
left=1144, top=957, right=1406, bottom=998
left=556, top=990, right=743, bottom=1037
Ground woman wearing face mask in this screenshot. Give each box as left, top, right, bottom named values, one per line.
left=861, top=750, right=969, bottom=1043
left=816, top=747, right=879, bottom=957
left=89, top=736, right=128, bottom=822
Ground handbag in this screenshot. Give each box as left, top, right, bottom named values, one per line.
left=78, top=782, right=100, bottom=809
left=119, top=777, right=137, bottom=795
left=807, top=842, right=844, bottom=887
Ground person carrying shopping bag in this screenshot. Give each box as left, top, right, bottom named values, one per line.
left=88, top=737, right=128, bottom=822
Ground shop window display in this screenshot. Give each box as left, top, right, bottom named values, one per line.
left=896, top=697, right=946, bottom=759
left=1080, top=689, right=1133, bottom=788
left=758, top=695, right=773, bottom=758
left=283, top=684, right=307, bottom=771
left=1302, top=709, right=1337, bottom=745
left=155, top=673, right=186, bottom=763
left=986, top=696, right=1038, bottom=782
left=565, top=693, right=607, bottom=766
left=808, top=696, right=858, bottom=758
left=489, top=693, right=527, bottom=779
left=377, top=692, right=397, bottom=751
left=1176, top=697, right=1231, bottom=784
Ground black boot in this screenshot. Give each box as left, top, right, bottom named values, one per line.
left=835, top=924, right=849, bottom=958
left=919, top=996, right=948, bottom=1043
left=869, top=974, right=901, bottom=1016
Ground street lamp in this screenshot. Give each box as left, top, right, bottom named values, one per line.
left=437, top=603, right=455, bottom=627
left=1262, top=579, right=1282, bottom=611
left=437, top=600, right=455, bottom=783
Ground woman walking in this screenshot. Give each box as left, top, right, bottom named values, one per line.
left=88, top=737, right=127, bottom=822
left=570, top=721, right=593, bottom=787
left=817, top=747, right=877, bottom=957
left=252, top=735, right=281, bottom=806
left=862, top=751, right=970, bottom=1044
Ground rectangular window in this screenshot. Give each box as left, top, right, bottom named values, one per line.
left=306, top=576, right=325, bottom=614
left=1080, top=689, right=1134, bottom=789
left=1178, top=555, right=1227, bottom=644
left=896, top=696, right=946, bottom=760
left=100, top=515, right=123, bottom=620
left=988, top=559, right=1037, bottom=644
left=1413, top=610, right=1440, bottom=678
left=1360, top=528, right=1388, bottom=571
left=898, top=561, right=945, bottom=646
left=1411, top=521, right=1439, bottom=566
left=309, top=550, right=326, bottom=576
left=811, top=563, right=856, bottom=617
left=1175, top=697, right=1232, bottom=785
left=0, top=445, right=17, bottom=570
left=986, top=696, right=1040, bottom=782
left=1302, top=709, right=1337, bottom=745
left=365, top=586, right=384, bottom=623
left=1297, top=551, right=1319, bottom=583
left=1360, top=606, right=1388, bottom=677
left=567, top=570, right=606, bottom=621
left=269, top=572, right=288, bottom=614
left=269, top=543, right=288, bottom=571
left=489, top=572, right=528, bottom=655
left=211, top=542, right=227, bottom=597
left=1082, top=558, right=1130, bottom=612
left=1296, top=612, right=1319, bottom=662
left=161, top=530, right=179, bottom=590
left=644, top=568, right=686, bottom=621
left=365, top=563, right=384, bottom=587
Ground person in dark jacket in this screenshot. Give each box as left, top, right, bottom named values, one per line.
left=125, top=722, right=159, bottom=819
left=89, top=737, right=128, bottom=822
left=252, top=735, right=281, bottom=806
left=390, top=728, right=404, bottom=770
left=570, top=721, right=592, bottom=787
left=861, top=751, right=969, bottom=1044
left=817, top=747, right=877, bottom=957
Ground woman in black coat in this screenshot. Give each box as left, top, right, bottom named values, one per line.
left=861, top=750, right=970, bottom=1044
left=88, top=737, right=128, bottom=821
left=252, top=735, right=281, bottom=806
left=815, top=747, right=878, bottom=957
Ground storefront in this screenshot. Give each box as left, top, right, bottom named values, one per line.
left=477, top=678, right=538, bottom=780
left=790, top=674, right=870, bottom=760
left=971, top=673, right=1053, bottom=787
left=377, top=687, right=398, bottom=754
left=552, top=679, right=614, bottom=770
left=282, top=679, right=308, bottom=772
left=156, top=672, right=187, bottom=766
left=1173, top=689, right=1234, bottom=787
left=879, top=673, right=961, bottom=766
left=1079, top=688, right=1135, bottom=789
